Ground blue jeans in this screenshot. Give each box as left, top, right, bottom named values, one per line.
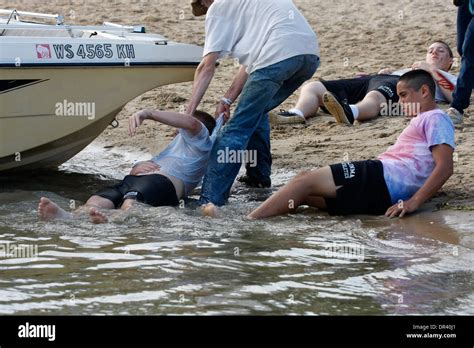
left=200, top=54, right=320, bottom=206
left=452, top=4, right=474, bottom=113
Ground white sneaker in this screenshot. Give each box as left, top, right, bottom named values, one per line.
left=446, top=107, right=464, bottom=125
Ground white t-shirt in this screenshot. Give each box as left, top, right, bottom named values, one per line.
left=203, top=0, right=319, bottom=74
left=151, top=117, right=224, bottom=196
left=391, top=68, right=458, bottom=103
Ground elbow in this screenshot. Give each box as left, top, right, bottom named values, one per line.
left=441, top=162, right=454, bottom=180
left=188, top=117, right=202, bottom=135
left=447, top=164, right=454, bottom=178
left=196, top=58, right=216, bottom=76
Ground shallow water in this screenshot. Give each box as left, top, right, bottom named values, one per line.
left=0, top=144, right=473, bottom=315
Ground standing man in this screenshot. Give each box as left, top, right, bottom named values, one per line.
left=188, top=0, right=320, bottom=206
left=448, top=0, right=474, bottom=124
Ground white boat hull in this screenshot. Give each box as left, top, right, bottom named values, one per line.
left=0, top=64, right=198, bottom=172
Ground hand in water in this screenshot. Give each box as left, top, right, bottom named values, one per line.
left=130, top=161, right=161, bottom=175
left=385, top=199, right=420, bottom=218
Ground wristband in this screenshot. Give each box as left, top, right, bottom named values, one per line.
left=220, top=97, right=233, bottom=106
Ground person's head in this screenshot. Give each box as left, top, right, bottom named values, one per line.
left=397, top=70, right=437, bottom=116
left=425, top=41, right=454, bottom=71
left=194, top=110, right=216, bottom=134
left=191, top=0, right=214, bottom=16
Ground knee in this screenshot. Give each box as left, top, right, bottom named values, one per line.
left=305, top=81, right=327, bottom=105
left=87, top=195, right=104, bottom=206
left=302, top=81, right=324, bottom=95
left=293, top=170, right=313, bottom=183
left=366, top=91, right=387, bottom=105
left=121, top=199, right=136, bottom=210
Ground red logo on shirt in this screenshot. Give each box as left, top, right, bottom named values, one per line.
left=36, top=44, right=52, bottom=59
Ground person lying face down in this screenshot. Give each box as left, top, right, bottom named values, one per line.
left=38, top=110, right=223, bottom=224
left=271, top=41, right=458, bottom=126
left=243, top=70, right=455, bottom=220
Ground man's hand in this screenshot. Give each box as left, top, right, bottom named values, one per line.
left=130, top=161, right=161, bottom=175
left=214, top=65, right=248, bottom=122
left=129, top=110, right=151, bottom=137
left=215, top=101, right=231, bottom=122
left=412, top=61, right=434, bottom=73
left=378, top=68, right=393, bottom=75
left=385, top=199, right=421, bottom=218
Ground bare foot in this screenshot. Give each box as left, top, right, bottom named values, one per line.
left=245, top=213, right=256, bottom=221
left=201, top=203, right=220, bottom=218
left=38, top=197, right=72, bottom=221
left=89, top=207, right=109, bottom=224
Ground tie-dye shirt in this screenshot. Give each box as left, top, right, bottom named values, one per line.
left=378, top=109, right=456, bottom=204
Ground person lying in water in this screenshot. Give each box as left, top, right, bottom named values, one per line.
left=204, top=70, right=456, bottom=219
left=38, top=110, right=223, bottom=223
left=271, top=41, right=459, bottom=125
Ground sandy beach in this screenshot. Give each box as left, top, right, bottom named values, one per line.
left=3, top=0, right=473, bottom=209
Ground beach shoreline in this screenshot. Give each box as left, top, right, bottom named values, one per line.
left=3, top=0, right=473, bottom=210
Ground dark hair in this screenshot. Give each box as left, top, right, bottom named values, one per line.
left=433, top=40, right=454, bottom=58
left=194, top=110, right=216, bottom=135
left=398, top=69, right=436, bottom=99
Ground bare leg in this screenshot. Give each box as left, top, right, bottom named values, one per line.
left=354, top=91, right=387, bottom=121
left=38, top=197, right=73, bottom=221
left=303, top=195, right=328, bottom=210
left=248, top=167, right=339, bottom=219
left=120, top=199, right=136, bottom=211
left=294, top=81, right=328, bottom=119
left=88, top=198, right=137, bottom=224
left=84, top=195, right=115, bottom=210
left=38, top=195, right=115, bottom=221
left=82, top=195, right=115, bottom=224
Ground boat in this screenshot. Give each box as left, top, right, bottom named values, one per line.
left=0, top=9, right=203, bottom=173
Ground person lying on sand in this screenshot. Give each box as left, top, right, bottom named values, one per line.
left=203, top=70, right=455, bottom=219
left=271, top=41, right=458, bottom=126
left=38, top=110, right=223, bottom=224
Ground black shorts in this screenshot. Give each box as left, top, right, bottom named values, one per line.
left=324, top=160, right=392, bottom=216
left=94, top=174, right=179, bottom=208
left=320, top=74, right=400, bottom=107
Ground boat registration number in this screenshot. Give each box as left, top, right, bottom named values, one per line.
left=49, top=44, right=136, bottom=60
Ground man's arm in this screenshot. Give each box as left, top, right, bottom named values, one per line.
left=216, top=65, right=249, bottom=119
left=378, top=68, right=395, bottom=75
left=412, top=62, right=456, bottom=102
left=225, top=65, right=249, bottom=102
left=385, top=144, right=454, bottom=218
left=129, top=110, right=202, bottom=137
left=186, top=52, right=220, bottom=116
